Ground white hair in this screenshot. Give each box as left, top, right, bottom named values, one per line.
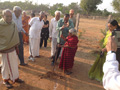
left=69, top=28, right=77, bottom=35
left=55, top=10, right=62, bottom=15
left=39, top=11, right=44, bottom=15
left=22, top=10, right=26, bottom=14
left=2, top=9, right=12, bottom=16
left=13, top=6, right=21, bottom=11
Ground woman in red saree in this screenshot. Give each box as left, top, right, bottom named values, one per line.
left=22, top=11, right=30, bottom=44
left=59, top=28, right=79, bottom=75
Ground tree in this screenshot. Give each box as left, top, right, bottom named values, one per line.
left=102, top=9, right=111, bottom=16
left=80, top=0, right=102, bottom=15
left=68, top=2, right=82, bottom=14
left=49, top=3, right=64, bottom=16
left=0, top=1, right=49, bottom=12
left=91, top=9, right=102, bottom=16
left=112, top=0, right=120, bottom=12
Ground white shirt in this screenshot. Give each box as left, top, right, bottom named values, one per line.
left=29, top=17, right=44, bottom=39
left=103, top=51, right=120, bottom=90
left=49, top=18, right=59, bottom=38
left=12, top=13, right=26, bottom=33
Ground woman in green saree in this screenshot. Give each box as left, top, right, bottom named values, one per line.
left=89, top=20, right=120, bottom=82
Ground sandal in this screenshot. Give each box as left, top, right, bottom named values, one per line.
left=3, top=81, right=13, bottom=89
left=15, top=79, right=24, bottom=83
left=65, top=72, right=72, bottom=75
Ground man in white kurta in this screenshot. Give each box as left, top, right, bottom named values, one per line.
left=49, top=11, right=61, bottom=58
left=0, top=9, right=23, bottom=88
left=29, top=12, right=44, bottom=58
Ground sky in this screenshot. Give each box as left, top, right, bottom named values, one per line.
left=1, top=0, right=115, bottom=12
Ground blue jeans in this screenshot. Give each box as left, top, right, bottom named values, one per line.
left=18, top=32, right=25, bottom=64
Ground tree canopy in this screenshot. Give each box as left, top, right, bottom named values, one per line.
left=0, top=1, right=81, bottom=16
left=80, top=0, right=102, bottom=15
left=0, top=0, right=112, bottom=17
left=112, top=0, right=120, bottom=12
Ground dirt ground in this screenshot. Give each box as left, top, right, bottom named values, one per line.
left=0, top=18, right=107, bottom=90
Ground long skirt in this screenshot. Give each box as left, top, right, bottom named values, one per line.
left=1, top=50, right=19, bottom=82
left=88, top=53, right=106, bottom=82
left=59, top=47, right=77, bottom=70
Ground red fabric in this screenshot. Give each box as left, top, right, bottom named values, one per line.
left=22, top=15, right=30, bottom=43
left=59, top=35, right=78, bottom=70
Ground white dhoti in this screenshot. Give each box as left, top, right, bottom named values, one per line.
left=1, top=50, right=19, bottom=82
left=51, top=38, right=57, bottom=56
left=29, top=37, right=40, bottom=57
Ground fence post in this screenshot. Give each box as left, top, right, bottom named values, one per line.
left=75, top=13, right=80, bottom=33
left=105, top=15, right=112, bottom=32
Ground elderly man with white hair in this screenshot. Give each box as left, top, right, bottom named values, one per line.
left=0, top=9, right=24, bottom=89
left=49, top=11, right=61, bottom=59
left=12, top=6, right=28, bottom=66
left=28, top=11, right=44, bottom=60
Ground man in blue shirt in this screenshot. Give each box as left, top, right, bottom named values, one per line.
left=12, top=6, right=28, bottom=66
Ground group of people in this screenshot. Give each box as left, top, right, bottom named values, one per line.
left=28, top=9, right=79, bottom=74
left=0, top=5, right=79, bottom=89
left=1, top=5, right=119, bottom=90
left=22, top=8, right=120, bottom=90
left=88, top=19, right=120, bottom=90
